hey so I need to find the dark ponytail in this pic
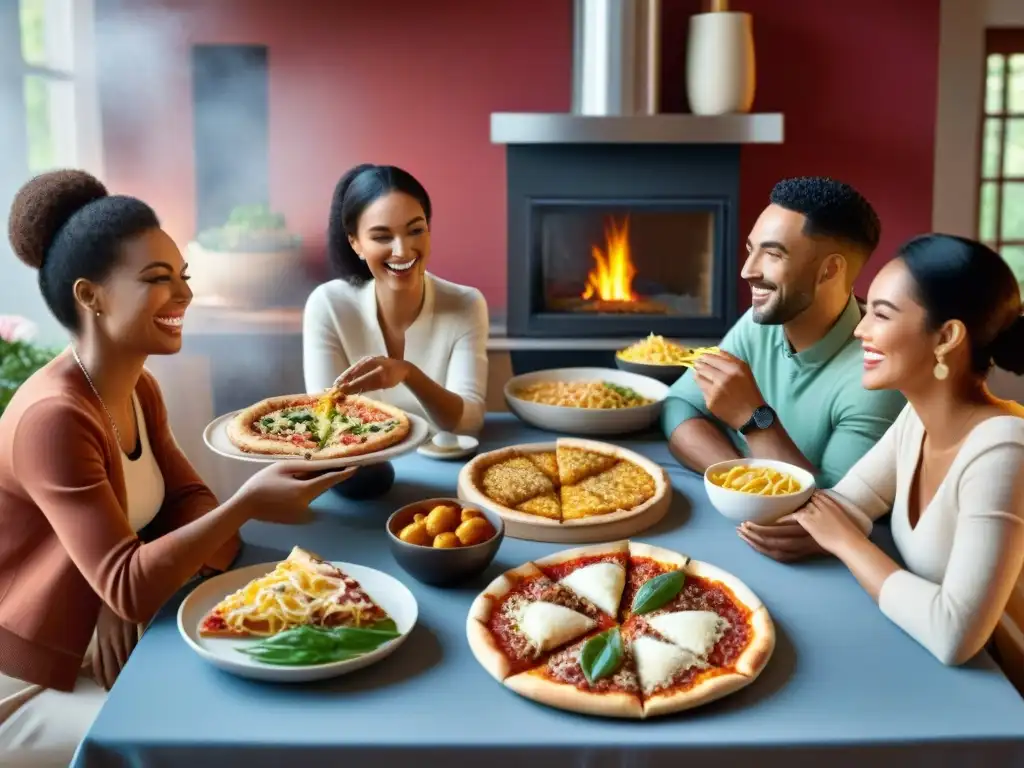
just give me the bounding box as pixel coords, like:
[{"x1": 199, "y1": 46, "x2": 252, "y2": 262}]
[
  {"x1": 327, "y1": 163, "x2": 432, "y2": 285},
  {"x1": 898, "y1": 234, "x2": 1024, "y2": 375}
]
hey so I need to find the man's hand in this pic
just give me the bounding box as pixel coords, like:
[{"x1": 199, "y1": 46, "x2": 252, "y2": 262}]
[
  {"x1": 692, "y1": 351, "x2": 765, "y2": 431},
  {"x1": 737, "y1": 513, "x2": 827, "y2": 563}
]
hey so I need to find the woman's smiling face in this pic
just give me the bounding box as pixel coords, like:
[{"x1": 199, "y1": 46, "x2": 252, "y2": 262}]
[{"x1": 348, "y1": 191, "x2": 430, "y2": 295}]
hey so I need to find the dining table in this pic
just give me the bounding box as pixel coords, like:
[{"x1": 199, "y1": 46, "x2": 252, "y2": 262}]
[{"x1": 73, "y1": 414, "x2": 1024, "y2": 768}]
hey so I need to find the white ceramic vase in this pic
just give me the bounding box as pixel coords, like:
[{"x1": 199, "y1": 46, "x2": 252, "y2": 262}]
[{"x1": 686, "y1": 11, "x2": 756, "y2": 116}]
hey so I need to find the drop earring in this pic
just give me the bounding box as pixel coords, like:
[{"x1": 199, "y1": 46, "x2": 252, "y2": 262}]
[{"x1": 933, "y1": 354, "x2": 949, "y2": 380}]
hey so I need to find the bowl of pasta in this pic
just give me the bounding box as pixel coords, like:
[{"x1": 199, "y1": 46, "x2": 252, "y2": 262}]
[
  {"x1": 615, "y1": 334, "x2": 721, "y2": 384},
  {"x1": 503, "y1": 367, "x2": 669, "y2": 435},
  {"x1": 704, "y1": 458, "x2": 815, "y2": 524}
]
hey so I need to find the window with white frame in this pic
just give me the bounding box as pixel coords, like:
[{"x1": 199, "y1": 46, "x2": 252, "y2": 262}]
[
  {"x1": 979, "y1": 29, "x2": 1024, "y2": 292},
  {"x1": 4, "y1": 0, "x2": 102, "y2": 179}
]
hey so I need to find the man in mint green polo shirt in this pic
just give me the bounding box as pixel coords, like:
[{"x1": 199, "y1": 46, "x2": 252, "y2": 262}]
[{"x1": 662, "y1": 177, "x2": 905, "y2": 557}]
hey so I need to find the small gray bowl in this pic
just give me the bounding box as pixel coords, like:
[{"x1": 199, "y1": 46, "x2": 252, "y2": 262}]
[
  {"x1": 386, "y1": 498, "x2": 504, "y2": 587},
  {"x1": 614, "y1": 355, "x2": 688, "y2": 385}
]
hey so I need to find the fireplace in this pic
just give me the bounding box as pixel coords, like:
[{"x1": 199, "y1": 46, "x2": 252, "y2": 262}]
[
  {"x1": 506, "y1": 143, "x2": 741, "y2": 339},
  {"x1": 492, "y1": 0, "x2": 781, "y2": 371}
]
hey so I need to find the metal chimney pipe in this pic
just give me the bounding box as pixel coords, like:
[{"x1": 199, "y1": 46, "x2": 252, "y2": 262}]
[{"x1": 571, "y1": 0, "x2": 661, "y2": 116}]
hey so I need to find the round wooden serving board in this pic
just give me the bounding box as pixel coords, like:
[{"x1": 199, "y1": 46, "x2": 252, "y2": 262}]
[{"x1": 456, "y1": 438, "x2": 671, "y2": 544}]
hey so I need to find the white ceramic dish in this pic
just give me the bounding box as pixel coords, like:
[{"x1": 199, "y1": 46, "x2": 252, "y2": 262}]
[
  {"x1": 416, "y1": 433, "x2": 479, "y2": 460},
  {"x1": 503, "y1": 367, "x2": 669, "y2": 436},
  {"x1": 704, "y1": 458, "x2": 816, "y2": 525},
  {"x1": 203, "y1": 411, "x2": 430, "y2": 468},
  {"x1": 177, "y1": 561, "x2": 418, "y2": 683}
]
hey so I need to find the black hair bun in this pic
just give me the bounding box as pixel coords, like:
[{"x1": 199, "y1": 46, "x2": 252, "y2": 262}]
[
  {"x1": 991, "y1": 314, "x2": 1024, "y2": 375},
  {"x1": 8, "y1": 169, "x2": 108, "y2": 270}
]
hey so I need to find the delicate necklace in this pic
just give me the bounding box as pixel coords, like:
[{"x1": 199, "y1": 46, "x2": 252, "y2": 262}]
[{"x1": 71, "y1": 346, "x2": 123, "y2": 448}]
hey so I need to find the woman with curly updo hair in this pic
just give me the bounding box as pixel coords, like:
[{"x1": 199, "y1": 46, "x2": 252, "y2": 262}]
[{"x1": 0, "y1": 170, "x2": 356, "y2": 765}]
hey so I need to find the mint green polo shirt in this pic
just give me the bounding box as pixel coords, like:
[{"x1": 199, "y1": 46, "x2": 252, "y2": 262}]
[{"x1": 660, "y1": 294, "x2": 906, "y2": 488}]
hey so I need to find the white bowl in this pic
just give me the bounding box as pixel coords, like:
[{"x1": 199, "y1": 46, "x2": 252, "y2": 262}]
[
  {"x1": 704, "y1": 458, "x2": 816, "y2": 524},
  {"x1": 503, "y1": 367, "x2": 669, "y2": 436}
]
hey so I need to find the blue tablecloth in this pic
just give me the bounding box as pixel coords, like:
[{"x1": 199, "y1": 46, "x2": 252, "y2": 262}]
[{"x1": 74, "y1": 415, "x2": 1024, "y2": 768}]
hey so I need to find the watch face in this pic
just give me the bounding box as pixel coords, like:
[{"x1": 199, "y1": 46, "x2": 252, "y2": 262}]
[{"x1": 753, "y1": 406, "x2": 775, "y2": 429}]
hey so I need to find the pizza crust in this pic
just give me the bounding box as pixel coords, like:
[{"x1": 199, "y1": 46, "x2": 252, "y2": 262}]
[
  {"x1": 734, "y1": 606, "x2": 775, "y2": 678},
  {"x1": 641, "y1": 670, "x2": 750, "y2": 717},
  {"x1": 628, "y1": 541, "x2": 692, "y2": 569},
  {"x1": 466, "y1": 614, "x2": 515, "y2": 682},
  {"x1": 532, "y1": 540, "x2": 629, "y2": 568},
  {"x1": 504, "y1": 671, "x2": 644, "y2": 719}
]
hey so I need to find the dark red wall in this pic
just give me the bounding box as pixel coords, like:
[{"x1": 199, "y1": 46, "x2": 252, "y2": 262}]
[{"x1": 96, "y1": 0, "x2": 940, "y2": 311}]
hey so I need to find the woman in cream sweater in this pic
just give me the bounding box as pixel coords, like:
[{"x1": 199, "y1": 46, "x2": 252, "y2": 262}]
[
  {"x1": 303, "y1": 164, "x2": 488, "y2": 438},
  {"x1": 740, "y1": 234, "x2": 1024, "y2": 678}
]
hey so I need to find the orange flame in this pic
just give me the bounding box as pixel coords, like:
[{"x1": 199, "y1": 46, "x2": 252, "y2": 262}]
[{"x1": 582, "y1": 216, "x2": 637, "y2": 302}]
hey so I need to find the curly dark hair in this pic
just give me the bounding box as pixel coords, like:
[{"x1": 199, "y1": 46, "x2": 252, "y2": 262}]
[
  {"x1": 769, "y1": 177, "x2": 881, "y2": 274},
  {"x1": 327, "y1": 164, "x2": 432, "y2": 285},
  {"x1": 7, "y1": 170, "x2": 159, "y2": 332}
]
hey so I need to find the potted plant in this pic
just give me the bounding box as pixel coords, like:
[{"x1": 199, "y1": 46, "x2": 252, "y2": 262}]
[
  {"x1": 0, "y1": 316, "x2": 60, "y2": 415},
  {"x1": 187, "y1": 204, "x2": 305, "y2": 307}
]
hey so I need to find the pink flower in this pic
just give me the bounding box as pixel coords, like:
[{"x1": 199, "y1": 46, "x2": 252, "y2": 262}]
[{"x1": 0, "y1": 315, "x2": 38, "y2": 343}]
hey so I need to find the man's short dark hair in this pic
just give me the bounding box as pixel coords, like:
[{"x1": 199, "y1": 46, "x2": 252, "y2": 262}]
[{"x1": 769, "y1": 177, "x2": 881, "y2": 256}]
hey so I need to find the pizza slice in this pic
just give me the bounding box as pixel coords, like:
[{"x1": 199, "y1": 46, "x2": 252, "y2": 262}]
[
  {"x1": 198, "y1": 546, "x2": 389, "y2": 638},
  {"x1": 555, "y1": 441, "x2": 617, "y2": 486},
  {"x1": 560, "y1": 483, "x2": 621, "y2": 520},
  {"x1": 620, "y1": 541, "x2": 692, "y2": 622},
  {"x1": 515, "y1": 492, "x2": 561, "y2": 520},
  {"x1": 504, "y1": 630, "x2": 644, "y2": 718},
  {"x1": 526, "y1": 451, "x2": 560, "y2": 486},
  {"x1": 577, "y1": 460, "x2": 657, "y2": 511},
  {"x1": 665, "y1": 559, "x2": 775, "y2": 676},
  {"x1": 533, "y1": 541, "x2": 629, "y2": 618},
  {"x1": 466, "y1": 563, "x2": 615, "y2": 681},
  {"x1": 621, "y1": 618, "x2": 748, "y2": 717},
  {"x1": 479, "y1": 456, "x2": 555, "y2": 509},
  {"x1": 312, "y1": 393, "x2": 410, "y2": 458}
]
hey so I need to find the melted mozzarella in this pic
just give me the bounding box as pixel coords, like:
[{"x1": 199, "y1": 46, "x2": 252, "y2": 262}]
[
  {"x1": 648, "y1": 610, "x2": 731, "y2": 658},
  {"x1": 559, "y1": 562, "x2": 626, "y2": 617},
  {"x1": 518, "y1": 601, "x2": 596, "y2": 653},
  {"x1": 631, "y1": 635, "x2": 705, "y2": 694}
]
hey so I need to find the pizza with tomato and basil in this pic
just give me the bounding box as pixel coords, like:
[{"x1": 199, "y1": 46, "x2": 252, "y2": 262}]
[
  {"x1": 466, "y1": 540, "x2": 775, "y2": 719},
  {"x1": 227, "y1": 390, "x2": 410, "y2": 459}
]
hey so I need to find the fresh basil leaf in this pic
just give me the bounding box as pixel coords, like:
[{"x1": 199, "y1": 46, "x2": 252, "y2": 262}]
[
  {"x1": 371, "y1": 618, "x2": 398, "y2": 633},
  {"x1": 238, "y1": 623, "x2": 400, "y2": 666},
  {"x1": 580, "y1": 628, "x2": 624, "y2": 684},
  {"x1": 239, "y1": 646, "x2": 362, "y2": 666},
  {"x1": 632, "y1": 570, "x2": 686, "y2": 615}
]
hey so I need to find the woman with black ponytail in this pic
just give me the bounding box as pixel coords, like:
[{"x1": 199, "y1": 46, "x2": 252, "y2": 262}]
[
  {"x1": 303, "y1": 164, "x2": 489, "y2": 442},
  {"x1": 745, "y1": 234, "x2": 1024, "y2": 678}
]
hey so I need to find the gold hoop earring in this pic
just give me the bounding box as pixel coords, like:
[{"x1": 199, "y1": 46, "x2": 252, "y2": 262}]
[{"x1": 933, "y1": 355, "x2": 949, "y2": 380}]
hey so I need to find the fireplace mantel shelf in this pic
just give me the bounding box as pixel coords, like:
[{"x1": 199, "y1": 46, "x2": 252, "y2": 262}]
[{"x1": 490, "y1": 113, "x2": 783, "y2": 145}]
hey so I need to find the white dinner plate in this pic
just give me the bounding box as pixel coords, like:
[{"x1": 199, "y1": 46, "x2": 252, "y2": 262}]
[
  {"x1": 202, "y1": 411, "x2": 430, "y2": 468},
  {"x1": 177, "y1": 561, "x2": 418, "y2": 683}
]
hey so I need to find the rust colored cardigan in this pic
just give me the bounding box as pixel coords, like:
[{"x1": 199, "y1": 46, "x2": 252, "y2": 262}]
[{"x1": 0, "y1": 352, "x2": 239, "y2": 691}]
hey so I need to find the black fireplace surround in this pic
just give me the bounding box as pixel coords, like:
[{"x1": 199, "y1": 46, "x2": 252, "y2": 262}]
[{"x1": 505, "y1": 143, "x2": 741, "y2": 339}]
